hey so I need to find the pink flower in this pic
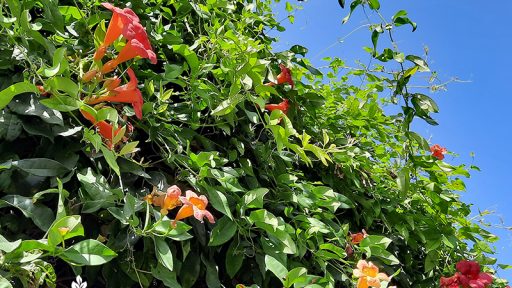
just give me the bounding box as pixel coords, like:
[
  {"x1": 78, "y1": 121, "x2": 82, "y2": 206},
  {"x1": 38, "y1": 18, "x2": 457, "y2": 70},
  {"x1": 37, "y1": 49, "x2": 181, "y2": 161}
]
[{"x1": 173, "y1": 190, "x2": 215, "y2": 226}]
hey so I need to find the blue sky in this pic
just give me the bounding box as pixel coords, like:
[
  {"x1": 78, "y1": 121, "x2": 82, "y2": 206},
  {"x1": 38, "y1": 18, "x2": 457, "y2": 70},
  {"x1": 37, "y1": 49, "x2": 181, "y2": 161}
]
[{"x1": 271, "y1": 0, "x2": 512, "y2": 280}]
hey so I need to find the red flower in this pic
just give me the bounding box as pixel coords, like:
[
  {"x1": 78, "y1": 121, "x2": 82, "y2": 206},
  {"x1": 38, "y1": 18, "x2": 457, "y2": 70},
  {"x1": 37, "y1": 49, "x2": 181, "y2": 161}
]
[
  {"x1": 86, "y1": 68, "x2": 144, "y2": 119},
  {"x1": 80, "y1": 109, "x2": 123, "y2": 149},
  {"x1": 440, "y1": 274, "x2": 461, "y2": 288},
  {"x1": 94, "y1": 3, "x2": 140, "y2": 61},
  {"x1": 276, "y1": 64, "x2": 294, "y2": 88},
  {"x1": 265, "y1": 99, "x2": 290, "y2": 115},
  {"x1": 430, "y1": 144, "x2": 447, "y2": 160},
  {"x1": 265, "y1": 64, "x2": 294, "y2": 88},
  {"x1": 440, "y1": 260, "x2": 493, "y2": 288}
]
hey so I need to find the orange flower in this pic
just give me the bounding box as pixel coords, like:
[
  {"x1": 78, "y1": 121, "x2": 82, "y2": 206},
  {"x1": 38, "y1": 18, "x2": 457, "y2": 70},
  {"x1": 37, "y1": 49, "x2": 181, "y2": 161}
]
[
  {"x1": 102, "y1": 77, "x2": 121, "y2": 91},
  {"x1": 80, "y1": 109, "x2": 123, "y2": 149},
  {"x1": 82, "y1": 69, "x2": 98, "y2": 82},
  {"x1": 36, "y1": 85, "x2": 49, "y2": 97},
  {"x1": 430, "y1": 144, "x2": 447, "y2": 160},
  {"x1": 174, "y1": 190, "x2": 215, "y2": 225},
  {"x1": 265, "y1": 64, "x2": 294, "y2": 88},
  {"x1": 265, "y1": 99, "x2": 290, "y2": 115},
  {"x1": 101, "y1": 37, "x2": 157, "y2": 73},
  {"x1": 350, "y1": 229, "x2": 368, "y2": 245},
  {"x1": 144, "y1": 185, "x2": 182, "y2": 215},
  {"x1": 276, "y1": 64, "x2": 294, "y2": 88},
  {"x1": 94, "y1": 3, "x2": 140, "y2": 61},
  {"x1": 353, "y1": 260, "x2": 390, "y2": 288},
  {"x1": 86, "y1": 68, "x2": 144, "y2": 119}
]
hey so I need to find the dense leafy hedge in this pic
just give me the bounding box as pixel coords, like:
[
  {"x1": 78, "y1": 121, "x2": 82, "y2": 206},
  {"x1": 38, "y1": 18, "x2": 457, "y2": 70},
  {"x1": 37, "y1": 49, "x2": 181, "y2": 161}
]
[{"x1": 0, "y1": 0, "x2": 509, "y2": 287}]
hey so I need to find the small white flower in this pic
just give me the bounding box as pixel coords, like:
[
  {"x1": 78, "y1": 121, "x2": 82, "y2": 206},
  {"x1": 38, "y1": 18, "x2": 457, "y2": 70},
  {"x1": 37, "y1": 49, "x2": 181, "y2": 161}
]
[{"x1": 71, "y1": 275, "x2": 87, "y2": 288}]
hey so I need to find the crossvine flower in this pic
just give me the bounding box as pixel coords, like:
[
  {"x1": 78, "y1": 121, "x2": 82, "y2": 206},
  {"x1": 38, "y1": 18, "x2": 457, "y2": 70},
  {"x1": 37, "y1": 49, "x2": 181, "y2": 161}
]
[
  {"x1": 353, "y1": 260, "x2": 390, "y2": 288},
  {"x1": 265, "y1": 99, "x2": 290, "y2": 115},
  {"x1": 174, "y1": 190, "x2": 215, "y2": 225},
  {"x1": 430, "y1": 144, "x2": 447, "y2": 160},
  {"x1": 86, "y1": 68, "x2": 144, "y2": 119}
]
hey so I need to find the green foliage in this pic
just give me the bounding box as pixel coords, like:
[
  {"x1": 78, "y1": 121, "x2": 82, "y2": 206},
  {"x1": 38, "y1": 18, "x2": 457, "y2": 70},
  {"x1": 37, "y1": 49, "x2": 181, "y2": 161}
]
[{"x1": 0, "y1": 0, "x2": 509, "y2": 287}]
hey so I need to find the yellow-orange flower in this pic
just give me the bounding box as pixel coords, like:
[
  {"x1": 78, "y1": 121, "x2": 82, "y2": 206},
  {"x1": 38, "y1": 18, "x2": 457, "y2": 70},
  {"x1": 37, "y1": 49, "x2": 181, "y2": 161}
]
[
  {"x1": 174, "y1": 190, "x2": 215, "y2": 225},
  {"x1": 144, "y1": 185, "x2": 182, "y2": 215},
  {"x1": 353, "y1": 260, "x2": 390, "y2": 288}
]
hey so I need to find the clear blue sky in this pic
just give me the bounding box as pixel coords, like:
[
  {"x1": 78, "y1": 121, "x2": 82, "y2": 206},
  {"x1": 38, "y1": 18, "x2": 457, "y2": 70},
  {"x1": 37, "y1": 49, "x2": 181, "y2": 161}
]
[{"x1": 271, "y1": 0, "x2": 512, "y2": 280}]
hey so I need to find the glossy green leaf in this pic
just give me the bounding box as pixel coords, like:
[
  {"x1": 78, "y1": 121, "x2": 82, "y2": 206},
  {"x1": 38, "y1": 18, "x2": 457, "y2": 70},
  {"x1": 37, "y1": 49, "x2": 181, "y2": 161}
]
[
  {"x1": 0, "y1": 82, "x2": 37, "y2": 109},
  {"x1": 208, "y1": 216, "x2": 237, "y2": 246},
  {"x1": 12, "y1": 158, "x2": 69, "y2": 177},
  {"x1": 154, "y1": 237, "x2": 174, "y2": 271},
  {"x1": 61, "y1": 239, "x2": 117, "y2": 266}
]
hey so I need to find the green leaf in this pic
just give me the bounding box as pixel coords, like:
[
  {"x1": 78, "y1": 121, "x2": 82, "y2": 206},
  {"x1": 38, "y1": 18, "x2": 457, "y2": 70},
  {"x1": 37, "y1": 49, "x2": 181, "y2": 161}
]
[
  {"x1": 202, "y1": 185, "x2": 233, "y2": 219},
  {"x1": 368, "y1": 0, "x2": 380, "y2": 10},
  {"x1": 154, "y1": 237, "x2": 174, "y2": 271},
  {"x1": 392, "y1": 10, "x2": 417, "y2": 31},
  {"x1": 47, "y1": 215, "x2": 84, "y2": 249},
  {"x1": 290, "y1": 45, "x2": 308, "y2": 56},
  {"x1": 264, "y1": 255, "x2": 288, "y2": 282},
  {"x1": 78, "y1": 168, "x2": 121, "y2": 213},
  {"x1": 0, "y1": 234, "x2": 21, "y2": 253},
  {"x1": 342, "y1": 0, "x2": 362, "y2": 24},
  {"x1": 48, "y1": 77, "x2": 79, "y2": 97},
  {"x1": 38, "y1": 47, "x2": 68, "y2": 77},
  {"x1": 12, "y1": 158, "x2": 69, "y2": 177},
  {"x1": 360, "y1": 235, "x2": 392, "y2": 248},
  {"x1": 0, "y1": 110, "x2": 22, "y2": 141},
  {"x1": 118, "y1": 141, "x2": 139, "y2": 155},
  {"x1": 208, "y1": 216, "x2": 237, "y2": 246},
  {"x1": 424, "y1": 251, "x2": 438, "y2": 272},
  {"x1": 397, "y1": 167, "x2": 410, "y2": 194},
  {"x1": 242, "y1": 188, "x2": 269, "y2": 209},
  {"x1": 40, "y1": 95, "x2": 80, "y2": 112},
  {"x1": 405, "y1": 55, "x2": 429, "y2": 72},
  {"x1": 0, "y1": 195, "x2": 54, "y2": 231},
  {"x1": 100, "y1": 146, "x2": 120, "y2": 176},
  {"x1": 60, "y1": 239, "x2": 117, "y2": 266},
  {"x1": 151, "y1": 263, "x2": 182, "y2": 287},
  {"x1": 0, "y1": 275, "x2": 13, "y2": 288},
  {"x1": 225, "y1": 240, "x2": 244, "y2": 278},
  {"x1": 338, "y1": 0, "x2": 345, "y2": 8},
  {"x1": 172, "y1": 44, "x2": 199, "y2": 75},
  {"x1": 0, "y1": 82, "x2": 37, "y2": 109}
]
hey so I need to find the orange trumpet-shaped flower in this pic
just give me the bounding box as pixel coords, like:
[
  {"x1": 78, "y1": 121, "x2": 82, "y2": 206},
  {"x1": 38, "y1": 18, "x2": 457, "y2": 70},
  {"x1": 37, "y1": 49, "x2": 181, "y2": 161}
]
[
  {"x1": 430, "y1": 144, "x2": 447, "y2": 160},
  {"x1": 265, "y1": 64, "x2": 294, "y2": 88},
  {"x1": 174, "y1": 190, "x2": 215, "y2": 225},
  {"x1": 350, "y1": 229, "x2": 368, "y2": 245},
  {"x1": 276, "y1": 64, "x2": 294, "y2": 88},
  {"x1": 353, "y1": 260, "x2": 390, "y2": 288},
  {"x1": 86, "y1": 68, "x2": 144, "y2": 119},
  {"x1": 94, "y1": 3, "x2": 140, "y2": 61},
  {"x1": 144, "y1": 185, "x2": 182, "y2": 215},
  {"x1": 101, "y1": 37, "x2": 157, "y2": 73},
  {"x1": 265, "y1": 99, "x2": 290, "y2": 115},
  {"x1": 102, "y1": 77, "x2": 121, "y2": 91},
  {"x1": 80, "y1": 109, "x2": 123, "y2": 149}
]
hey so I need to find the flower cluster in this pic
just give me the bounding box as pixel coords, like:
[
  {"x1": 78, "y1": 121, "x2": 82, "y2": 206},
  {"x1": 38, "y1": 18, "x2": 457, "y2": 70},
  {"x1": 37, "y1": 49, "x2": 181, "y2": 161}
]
[
  {"x1": 264, "y1": 64, "x2": 294, "y2": 115},
  {"x1": 144, "y1": 185, "x2": 215, "y2": 226},
  {"x1": 440, "y1": 260, "x2": 493, "y2": 288},
  {"x1": 80, "y1": 3, "x2": 156, "y2": 149},
  {"x1": 353, "y1": 260, "x2": 394, "y2": 288},
  {"x1": 430, "y1": 144, "x2": 447, "y2": 160}
]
